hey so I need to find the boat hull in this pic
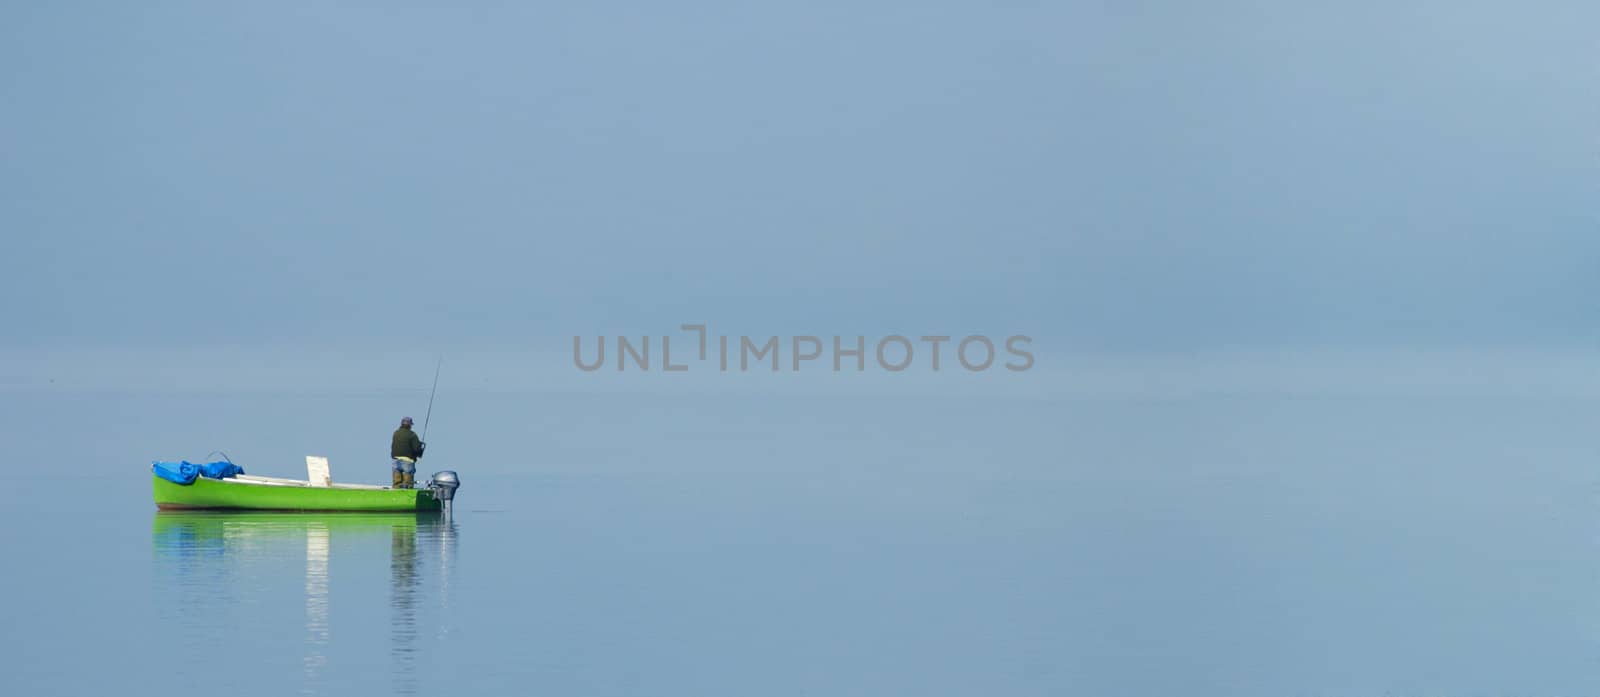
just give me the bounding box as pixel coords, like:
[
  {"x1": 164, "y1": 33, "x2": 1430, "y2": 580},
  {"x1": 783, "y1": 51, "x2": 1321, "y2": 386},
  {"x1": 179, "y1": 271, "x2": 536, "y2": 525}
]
[{"x1": 153, "y1": 475, "x2": 443, "y2": 512}]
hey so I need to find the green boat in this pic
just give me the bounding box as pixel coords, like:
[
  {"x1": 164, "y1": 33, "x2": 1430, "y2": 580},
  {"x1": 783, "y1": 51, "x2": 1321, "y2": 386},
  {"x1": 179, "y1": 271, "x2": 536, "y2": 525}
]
[{"x1": 152, "y1": 472, "x2": 459, "y2": 512}]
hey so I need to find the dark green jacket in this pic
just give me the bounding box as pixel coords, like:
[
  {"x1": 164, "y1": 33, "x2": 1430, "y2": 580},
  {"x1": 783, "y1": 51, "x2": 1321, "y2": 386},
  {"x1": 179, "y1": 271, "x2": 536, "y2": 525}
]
[{"x1": 392, "y1": 426, "x2": 424, "y2": 460}]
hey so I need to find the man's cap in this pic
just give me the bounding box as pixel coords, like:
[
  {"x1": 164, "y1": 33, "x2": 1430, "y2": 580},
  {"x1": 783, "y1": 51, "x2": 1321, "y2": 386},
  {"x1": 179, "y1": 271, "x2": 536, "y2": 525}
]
[{"x1": 401, "y1": 416, "x2": 414, "y2": 425}]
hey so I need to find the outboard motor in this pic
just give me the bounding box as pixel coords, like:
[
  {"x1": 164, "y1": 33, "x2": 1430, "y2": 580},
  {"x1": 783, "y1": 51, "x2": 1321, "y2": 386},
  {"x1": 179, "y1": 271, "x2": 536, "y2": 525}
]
[{"x1": 427, "y1": 470, "x2": 460, "y2": 517}]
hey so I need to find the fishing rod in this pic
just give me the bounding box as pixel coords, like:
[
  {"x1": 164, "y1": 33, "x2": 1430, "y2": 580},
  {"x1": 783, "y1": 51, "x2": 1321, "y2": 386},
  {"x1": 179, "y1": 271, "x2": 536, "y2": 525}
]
[{"x1": 422, "y1": 356, "x2": 442, "y2": 444}]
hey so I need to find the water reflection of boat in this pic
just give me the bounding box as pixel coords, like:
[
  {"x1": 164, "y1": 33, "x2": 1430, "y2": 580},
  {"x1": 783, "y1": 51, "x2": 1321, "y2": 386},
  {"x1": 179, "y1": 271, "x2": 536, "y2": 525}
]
[
  {"x1": 152, "y1": 512, "x2": 457, "y2": 695},
  {"x1": 151, "y1": 510, "x2": 439, "y2": 543}
]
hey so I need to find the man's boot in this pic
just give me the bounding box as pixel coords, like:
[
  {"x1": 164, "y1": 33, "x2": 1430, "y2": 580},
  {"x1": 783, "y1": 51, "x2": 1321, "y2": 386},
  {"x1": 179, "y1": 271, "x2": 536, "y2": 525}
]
[
  {"x1": 392, "y1": 470, "x2": 404, "y2": 488},
  {"x1": 402, "y1": 472, "x2": 415, "y2": 489}
]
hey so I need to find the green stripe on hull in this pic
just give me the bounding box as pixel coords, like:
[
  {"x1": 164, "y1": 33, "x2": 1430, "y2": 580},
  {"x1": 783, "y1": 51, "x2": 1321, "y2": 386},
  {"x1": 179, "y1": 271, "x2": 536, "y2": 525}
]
[{"x1": 153, "y1": 475, "x2": 442, "y2": 512}]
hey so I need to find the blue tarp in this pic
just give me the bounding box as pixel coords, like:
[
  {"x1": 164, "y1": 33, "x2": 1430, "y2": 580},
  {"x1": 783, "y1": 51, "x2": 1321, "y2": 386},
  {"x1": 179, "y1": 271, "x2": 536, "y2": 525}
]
[
  {"x1": 153, "y1": 461, "x2": 199, "y2": 484},
  {"x1": 199, "y1": 461, "x2": 245, "y2": 479},
  {"x1": 152, "y1": 460, "x2": 244, "y2": 485}
]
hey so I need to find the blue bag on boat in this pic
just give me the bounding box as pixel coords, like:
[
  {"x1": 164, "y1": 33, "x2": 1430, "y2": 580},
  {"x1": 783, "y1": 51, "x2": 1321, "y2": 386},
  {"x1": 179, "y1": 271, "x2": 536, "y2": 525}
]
[
  {"x1": 198, "y1": 461, "x2": 244, "y2": 479},
  {"x1": 152, "y1": 460, "x2": 201, "y2": 485}
]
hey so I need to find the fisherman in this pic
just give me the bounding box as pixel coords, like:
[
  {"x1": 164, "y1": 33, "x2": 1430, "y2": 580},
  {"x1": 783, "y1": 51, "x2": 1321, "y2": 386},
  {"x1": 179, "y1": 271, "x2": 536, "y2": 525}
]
[{"x1": 390, "y1": 416, "x2": 425, "y2": 489}]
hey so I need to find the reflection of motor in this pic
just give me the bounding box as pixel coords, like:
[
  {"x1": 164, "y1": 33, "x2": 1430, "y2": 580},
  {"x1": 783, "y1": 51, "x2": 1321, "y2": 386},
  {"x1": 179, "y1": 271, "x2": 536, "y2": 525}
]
[{"x1": 426, "y1": 470, "x2": 460, "y2": 516}]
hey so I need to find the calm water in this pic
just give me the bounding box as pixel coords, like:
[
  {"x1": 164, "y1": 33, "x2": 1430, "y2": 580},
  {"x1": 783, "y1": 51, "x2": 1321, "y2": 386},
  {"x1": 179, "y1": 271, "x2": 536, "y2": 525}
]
[{"x1": 2, "y1": 354, "x2": 1597, "y2": 696}]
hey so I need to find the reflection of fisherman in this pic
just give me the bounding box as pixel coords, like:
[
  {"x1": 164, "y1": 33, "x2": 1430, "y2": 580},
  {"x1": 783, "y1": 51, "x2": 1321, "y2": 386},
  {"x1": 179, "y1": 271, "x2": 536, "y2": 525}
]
[{"x1": 390, "y1": 416, "x2": 424, "y2": 489}]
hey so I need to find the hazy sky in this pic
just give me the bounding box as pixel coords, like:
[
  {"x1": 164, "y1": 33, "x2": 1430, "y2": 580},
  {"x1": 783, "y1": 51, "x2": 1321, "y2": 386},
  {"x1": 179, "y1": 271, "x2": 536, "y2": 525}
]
[{"x1": 2, "y1": 1, "x2": 1593, "y2": 349}]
